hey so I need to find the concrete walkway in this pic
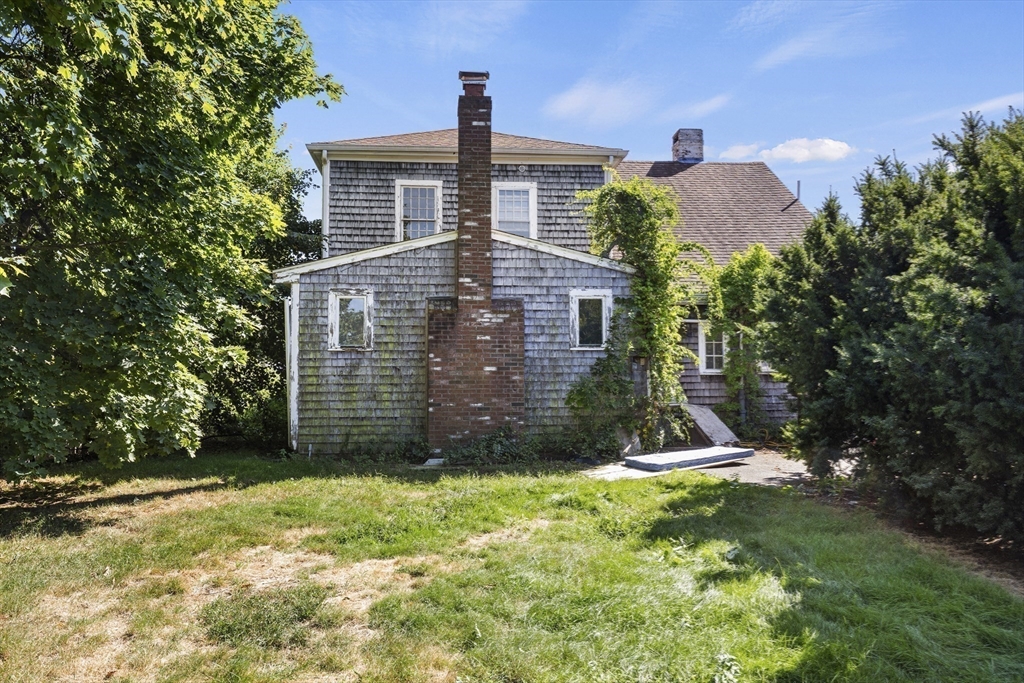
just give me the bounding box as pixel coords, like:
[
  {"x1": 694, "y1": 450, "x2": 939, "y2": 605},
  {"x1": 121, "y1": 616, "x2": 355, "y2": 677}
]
[{"x1": 584, "y1": 449, "x2": 810, "y2": 487}]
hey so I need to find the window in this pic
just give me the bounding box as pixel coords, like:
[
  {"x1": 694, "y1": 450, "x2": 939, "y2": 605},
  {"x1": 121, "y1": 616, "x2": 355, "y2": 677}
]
[
  {"x1": 328, "y1": 290, "x2": 372, "y2": 350},
  {"x1": 698, "y1": 322, "x2": 725, "y2": 374},
  {"x1": 395, "y1": 180, "x2": 443, "y2": 241},
  {"x1": 570, "y1": 289, "x2": 612, "y2": 350},
  {"x1": 493, "y1": 182, "x2": 538, "y2": 238}
]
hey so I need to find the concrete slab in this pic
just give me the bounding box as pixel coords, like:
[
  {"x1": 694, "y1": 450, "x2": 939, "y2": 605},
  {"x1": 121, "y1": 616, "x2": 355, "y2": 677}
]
[
  {"x1": 582, "y1": 450, "x2": 810, "y2": 486},
  {"x1": 684, "y1": 404, "x2": 739, "y2": 446},
  {"x1": 625, "y1": 446, "x2": 754, "y2": 472},
  {"x1": 695, "y1": 450, "x2": 810, "y2": 487}
]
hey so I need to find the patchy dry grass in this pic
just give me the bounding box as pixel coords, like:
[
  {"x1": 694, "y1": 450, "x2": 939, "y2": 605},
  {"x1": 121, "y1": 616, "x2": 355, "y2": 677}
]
[{"x1": 0, "y1": 450, "x2": 1021, "y2": 682}]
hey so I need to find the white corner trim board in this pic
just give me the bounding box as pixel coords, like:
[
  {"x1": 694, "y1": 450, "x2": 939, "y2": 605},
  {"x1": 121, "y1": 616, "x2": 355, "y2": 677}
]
[
  {"x1": 285, "y1": 282, "x2": 300, "y2": 450},
  {"x1": 272, "y1": 231, "x2": 458, "y2": 283},
  {"x1": 321, "y1": 149, "x2": 330, "y2": 259}
]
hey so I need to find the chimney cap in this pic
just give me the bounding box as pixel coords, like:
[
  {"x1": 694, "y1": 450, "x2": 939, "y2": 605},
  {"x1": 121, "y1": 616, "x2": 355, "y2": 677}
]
[{"x1": 458, "y1": 71, "x2": 490, "y2": 83}]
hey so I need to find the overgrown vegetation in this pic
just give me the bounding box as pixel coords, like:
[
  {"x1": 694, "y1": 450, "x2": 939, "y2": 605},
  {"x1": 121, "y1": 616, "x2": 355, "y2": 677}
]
[
  {"x1": 0, "y1": 1, "x2": 340, "y2": 475},
  {"x1": 704, "y1": 243, "x2": 778, "y2": 439},
  {"x1": 0, "y1": 451, "x2": 1020, "y2": 681},
  {"x1": 767, "y1": 111, "x2": 1024, "y2": 541},
  {"x1": 569, "y1": 175, "x2": 707, "y2": 452}
]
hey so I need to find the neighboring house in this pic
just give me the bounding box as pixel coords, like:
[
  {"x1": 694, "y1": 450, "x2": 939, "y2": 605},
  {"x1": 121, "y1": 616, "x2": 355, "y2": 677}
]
[{"x1": 272, "y1": 72, "x2": 810, "y2": 454}]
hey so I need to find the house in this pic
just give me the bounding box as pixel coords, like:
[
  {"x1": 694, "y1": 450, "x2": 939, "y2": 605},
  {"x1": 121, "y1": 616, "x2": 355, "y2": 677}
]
[
  {"x1": 618, "y1": 130, "x2": 813, "y2": 421},
  {"x1": 272, "y1": 72, "x2": 810, "y2": 454}
]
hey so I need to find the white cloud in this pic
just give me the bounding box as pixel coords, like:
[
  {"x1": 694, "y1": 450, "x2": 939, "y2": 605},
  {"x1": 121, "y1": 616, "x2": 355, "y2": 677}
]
[
  {"x1": 719, "y1": 143, "x2": 761, "y2": 160},
  {"x1": 912, "y1": 91, "x2": 1024, "y2": 124},
  {"x1": 753, "y1": 3, "x2": 895, "y2": 71},
  {"x1": 755, "y1": 25, "x2": 841, "y2": 70},
  {"x1": 759, "y1": 138, "x2": 855, "y2": 163},
  {"x1": 732, "y1": 0, "x2": 799, "y2": 30},
  {"x1": 544, "y1": 78, "x2": 655, "y2": 128},
  {"x1": 336, "y1": 0, "x2": 529, "y2": 58},
  {"x1": 417, "y1": 0, "x2": 530, "y2": 55},
  {"x1": 660, "y1": 94, "x2": 732, "y2": 122}
]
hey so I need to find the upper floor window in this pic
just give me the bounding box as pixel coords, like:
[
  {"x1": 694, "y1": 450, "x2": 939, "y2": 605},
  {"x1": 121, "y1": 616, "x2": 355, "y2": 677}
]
[
  {"x1": 570, "y1": 289, "x2": 612, "y2": 350},
  {"x1": 493, "y1": 182, "x2": 537, "y2": 239},
  {"x1": 698, "y1": 322, "x2": 725, "y2": 374},
  {"x1": 395, "y1": 179, "x2": 443, "y2": 241}
]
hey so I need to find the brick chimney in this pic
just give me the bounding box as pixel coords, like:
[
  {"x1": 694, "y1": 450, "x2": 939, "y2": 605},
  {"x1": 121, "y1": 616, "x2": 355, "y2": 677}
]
[
  {"x1": 456, "y1": 71, "x2": 492, "y2": 306},
  {"x1": 426, "y1": 72, "x2": 525, "y2": 450},
  {"x1": 673, "y1": 128, "x2": 703, "y2": 163}
]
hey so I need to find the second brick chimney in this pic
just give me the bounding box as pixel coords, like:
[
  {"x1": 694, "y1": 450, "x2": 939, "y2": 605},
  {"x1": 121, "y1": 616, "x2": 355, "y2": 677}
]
[
  {"x1": 426, "y1": 72, "x2": 525, "y2": 450},
  {"x1": 673, "y1": 128, "x2": 704, "y2": 163}
]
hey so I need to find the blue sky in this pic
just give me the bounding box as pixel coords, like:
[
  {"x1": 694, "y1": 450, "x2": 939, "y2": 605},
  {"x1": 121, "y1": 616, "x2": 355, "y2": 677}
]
[{"x1": 275, "y1": 0, "x2": 1024, "y2": 220}]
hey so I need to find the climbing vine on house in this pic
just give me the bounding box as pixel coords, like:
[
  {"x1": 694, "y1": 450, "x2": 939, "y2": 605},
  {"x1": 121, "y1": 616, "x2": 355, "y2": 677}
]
[
  {"x1": 703, "y1": 244, "x2": 778, "y2": 437},
  {"x1": 568, "y1": 175, "x2": 708, "y2": 452}
]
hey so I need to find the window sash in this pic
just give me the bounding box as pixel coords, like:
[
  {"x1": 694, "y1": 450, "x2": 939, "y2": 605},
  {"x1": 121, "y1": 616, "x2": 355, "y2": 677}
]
[
  {"x1": 576, "y1": 298, "x2": 605, "y2": 347},
  {"x1": 492, "y1": 182, "x2": 537, "y2": 238},
  {"x1": 402, "y1": 186, "x2": 436, "y2": 239},
  {"x1": 497, "y1": 188, "x2": 531, "y2": 236}
]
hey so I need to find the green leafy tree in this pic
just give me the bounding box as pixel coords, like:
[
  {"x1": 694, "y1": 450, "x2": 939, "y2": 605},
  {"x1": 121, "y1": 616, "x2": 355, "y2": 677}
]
[
  {"x1": 768, "y1": 112, "x2": 1024, "y2": 540},
  {"x1": 704, "y1": 244, "x2": 776, "y2": 436},
  {"x1": 569, "y1": 175, "x2": 705, "y2": 451},
  {"x1": 200, "y1": 154, "x2": 323, "y2": 447},
  {"x1": 0, "y1": 1, "x2": 341, "y2": 475}
]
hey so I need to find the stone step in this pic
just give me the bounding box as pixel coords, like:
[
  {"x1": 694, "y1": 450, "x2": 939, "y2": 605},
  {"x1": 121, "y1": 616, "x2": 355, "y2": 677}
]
[{"x1": 624, "y1": 446, "x2": 754, "y2": 472}]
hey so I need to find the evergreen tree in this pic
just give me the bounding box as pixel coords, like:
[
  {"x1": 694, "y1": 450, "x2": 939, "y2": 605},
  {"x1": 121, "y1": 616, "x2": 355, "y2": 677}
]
[{"x1": 768, "y1": 112, "x2": 1024, "y2": 539}]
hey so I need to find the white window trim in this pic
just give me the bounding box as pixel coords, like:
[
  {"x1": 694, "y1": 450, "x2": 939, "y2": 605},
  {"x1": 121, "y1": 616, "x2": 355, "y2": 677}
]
[
  {"x1": 328, "y1": 289, "x2": 373, "y2": 351},
  {"x1": 492, "y1": 181, "x2": 538, "y2": 239},
  {"x1": 394, "y1": 179, "x2": 443, "y2": 242},
  {"x1": 570, "y1": 289, "x2": 613, "y2": 351},
  {"x1": 696, "y1": 320, "x2": 727, "y2": 375}
]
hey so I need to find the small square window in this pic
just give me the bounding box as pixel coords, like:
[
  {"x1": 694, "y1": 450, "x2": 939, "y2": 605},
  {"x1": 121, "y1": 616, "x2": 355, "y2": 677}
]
[
  {"x1": 329, "y1": 291, "x2": 372, "y2": 350},
  {"x1": 570, "y1": 289, "x2": 612, "y2": 350}
]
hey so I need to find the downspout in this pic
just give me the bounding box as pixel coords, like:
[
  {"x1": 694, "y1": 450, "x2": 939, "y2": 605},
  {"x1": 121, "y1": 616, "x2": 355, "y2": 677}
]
[{"x1": 738, "y1": 332, "x2": 747, "y2": 427}]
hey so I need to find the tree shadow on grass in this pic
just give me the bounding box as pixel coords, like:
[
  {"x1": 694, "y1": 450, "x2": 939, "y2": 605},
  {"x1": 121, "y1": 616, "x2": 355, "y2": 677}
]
[
  {"x1": 0, "y1": 449, "x2": 584, "y2": 540},
  {"x1": 641, "y1": 477, "x2": 1024, "y2": 681},
  {"x1": 0, "y1": 481, "x2": 230, "y2": 539}
]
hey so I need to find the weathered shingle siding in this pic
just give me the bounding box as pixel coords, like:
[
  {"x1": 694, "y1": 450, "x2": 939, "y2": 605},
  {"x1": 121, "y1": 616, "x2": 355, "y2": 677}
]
[
  {"x1": 680, "y1": 321, "x2": 793, "y2": 422},
  {"x1": 493, "y1": 165, "x2": 603, "y2": 252},
  {"x1": 492, "y1": 241, "x2": 631, "y2": 432},
  {"x1": 296, "y1": 241, "x2": 456, "y2": 453},
  {"x1": 680, "y1": 321, "x2": 728, "y2": 406},
  {"x1": 327, "y1": 161, "x2": 602, "y2": 255}
]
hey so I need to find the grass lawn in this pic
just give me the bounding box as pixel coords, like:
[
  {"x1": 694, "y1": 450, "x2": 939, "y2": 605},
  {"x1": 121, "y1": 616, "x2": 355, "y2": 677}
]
[{"x1": 0, "y1": 450, "x2": 1021, "y2": 682}]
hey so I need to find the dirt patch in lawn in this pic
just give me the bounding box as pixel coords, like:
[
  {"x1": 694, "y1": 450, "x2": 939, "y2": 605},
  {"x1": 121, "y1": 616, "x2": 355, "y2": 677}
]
[{"x1": 461, "y1": 518, "x2": 551, "y2": 550}]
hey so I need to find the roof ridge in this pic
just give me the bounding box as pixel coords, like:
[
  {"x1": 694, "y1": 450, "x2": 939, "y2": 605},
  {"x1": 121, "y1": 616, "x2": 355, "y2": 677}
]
[{"x1": 311, "y1": 129, "x2": 622, "y2": 152}]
